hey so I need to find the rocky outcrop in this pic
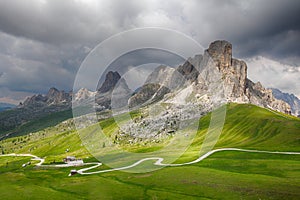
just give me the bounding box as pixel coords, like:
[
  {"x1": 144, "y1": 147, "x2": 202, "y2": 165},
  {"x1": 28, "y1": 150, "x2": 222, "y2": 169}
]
[
  {"x1": 271, "y1": 88, "x2": 300, "y2": 115},
  {"x1": 22, "y1": 94, "x2": 48, "y2": 108},
  {"x1": 145, "y1": 65, "x2": 185, "y2": 89},
  {"x1": 245, "y1": 80, "x2": 291, "y2": 114},
  {"x1": 207, "y1": 40, "x2": 232, "y2": 71},
  {"x1": 46, "y1": 87, "x2": 71, "y2": 105},
  {"x1": 98, "y1": 71, "x2": 121, "y2": 93},
  {"x1": 194, "y1": 40, "x2": 291, "y2": 114},
  {"x1": 129, "y1": 83, "x2": 170, "y2": 108},
  {"x1": 22, "y1": 87, "x2": 71, "y2": 108},
  {"x1": 110, "y1": 78, "x2": 132, "y2": 109},
  {"x1": 96, "y1": 71, "x2": 132, "y2": 110},
  {"x1": 0, "y1": 40, "x2": 296, "y2": 137},
  {"x1": 205, "y1": 40, "x2": 247, "y2": 101},
  {"x1": 0, "y1": 87, "x2": 73, "y2": 134},
  {"x1": 126, "y1": 40, "x2": 291, "y2": 114},
  {"x1": 177, "y1": 59, "x2": 199, "y2": 82},
  {"x1": 128, "y1": 66, "x2": 184, "y2": 108},
  {"x1": 3, "y1": 40, "x2": 294, "y2": 136}
]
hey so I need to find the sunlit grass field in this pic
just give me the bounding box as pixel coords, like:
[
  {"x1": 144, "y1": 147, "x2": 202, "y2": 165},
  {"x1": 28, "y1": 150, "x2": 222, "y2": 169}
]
[{"x1": 0, "y1": 103, "x2": 299, "y2": 199}]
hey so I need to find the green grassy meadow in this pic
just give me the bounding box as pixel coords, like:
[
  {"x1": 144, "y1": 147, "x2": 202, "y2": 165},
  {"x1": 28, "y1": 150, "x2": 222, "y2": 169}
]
[{"x1": 0, "y1": 103, "x2": 299, "y2": 199}]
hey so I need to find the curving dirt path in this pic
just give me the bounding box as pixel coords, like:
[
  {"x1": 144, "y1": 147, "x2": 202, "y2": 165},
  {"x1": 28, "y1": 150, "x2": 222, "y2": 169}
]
[{"x1": 1, "y1": 148, "x2": 299, "y2": 175}]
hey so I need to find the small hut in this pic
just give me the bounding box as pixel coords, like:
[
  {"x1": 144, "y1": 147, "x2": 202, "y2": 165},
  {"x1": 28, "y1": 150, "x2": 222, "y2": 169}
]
[{"x1": 63, "y1": 156, "x2": 76, "y2": 163}]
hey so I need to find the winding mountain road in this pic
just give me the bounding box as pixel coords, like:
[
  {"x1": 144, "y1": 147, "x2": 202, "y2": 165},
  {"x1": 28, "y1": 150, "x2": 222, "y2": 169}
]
[
  {"x1": 1, "y1": 148, "x2": 299, "y2": 175},
  {"x1": 0, "y1": 153, "x2": 45, "y2": 166},
  {"x1": 76, "y1": 148, "x2": 300, "y2": 175}
]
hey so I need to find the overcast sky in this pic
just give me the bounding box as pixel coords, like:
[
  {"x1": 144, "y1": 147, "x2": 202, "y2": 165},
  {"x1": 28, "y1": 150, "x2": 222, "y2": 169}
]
[{"x1": 0, "y1": 0, "x2": 299, "y2": 104}]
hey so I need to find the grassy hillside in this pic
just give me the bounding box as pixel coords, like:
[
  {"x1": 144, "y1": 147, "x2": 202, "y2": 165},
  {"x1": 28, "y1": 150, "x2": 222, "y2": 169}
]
[
  {"x1": 0, "y1": 105, "x2": 96, "y2": 139},
  {"x1": 218, "y1": 103, "x2": 300, "y2": 150},
  {"x1": 0, "y1": 103, "x2": 299, "y2": 199},
  {"x1": 0, "y1": 109, "x2": 73, "y2": 140},
  {"x1": 1, "y1": 103, "x2": 299, "y2": 163},
  {"x1": 0, "y1": 120, "x2": 90, "y2": 164},
  {"x1": 177, "y1": 103, "x2": 300, "y2": 162},
  {"x1": 15, "y1": 109, "x2": 73, "y2": 137}
]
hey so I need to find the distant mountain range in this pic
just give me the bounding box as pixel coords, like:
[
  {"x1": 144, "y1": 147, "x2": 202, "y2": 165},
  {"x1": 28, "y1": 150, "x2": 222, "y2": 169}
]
[
  {"x1": 0, "y1": 70, "x2": 126, "y2": 135},
  {"x1": 271, "y1": 88, "x2": 300, "y2": 116},
  {"x1": 1, "y1": 40, "x2": 297, "y2": 138}
]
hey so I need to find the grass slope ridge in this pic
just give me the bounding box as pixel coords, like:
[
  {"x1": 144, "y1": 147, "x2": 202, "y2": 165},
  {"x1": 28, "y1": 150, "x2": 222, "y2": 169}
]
[
  {"x1": 175, "y1": 103, "x2": 300, "y2": 163},
  {"x1": 0, "y1": 109, "x2": 73, "y2": 141},
  {"x1": 217, "y1": 103, "x2": 299, "y2": 151}
]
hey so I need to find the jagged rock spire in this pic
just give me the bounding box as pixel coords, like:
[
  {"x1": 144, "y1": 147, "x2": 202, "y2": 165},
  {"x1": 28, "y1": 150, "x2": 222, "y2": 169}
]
[{"x1": 98, "y1": 71, "x2": 121, "y2": 93}]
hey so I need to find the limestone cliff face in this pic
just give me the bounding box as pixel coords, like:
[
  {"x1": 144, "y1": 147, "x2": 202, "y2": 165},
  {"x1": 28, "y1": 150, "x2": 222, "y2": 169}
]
[
  {"x1": 198, "y1": 40, "x2": 291, "y2": 114},
  {"x1": 138, "y1": 40, "x2": 291, "y2": 114},
  {"x1": 245, "y1": 80, "x2": 291, "y2": 114},
  {"x1": 206, "y1": 40, "x2": 247, "y2": 101},
  {"x1": 207, "y1": 40, "x2": 232, "y2": 71}
]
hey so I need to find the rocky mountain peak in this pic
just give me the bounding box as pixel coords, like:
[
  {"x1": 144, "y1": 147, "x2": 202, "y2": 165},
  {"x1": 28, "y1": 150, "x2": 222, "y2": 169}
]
[
  {"x1": 22, "y1": 87, "x2": 71, "y2": 108},
  {"x1": 46, "y1": 87, "x2": 71, "y2": 105},
  {"x1": 17, "y1": 41, "x2": 293, "y2": 116},
  {"x1": 46, "y1": 87, "x2": 59, "y2": 98},
  {"x1": 207, "y1": 40, "x2": 232, "y2": 71},
  {"x1": 177, "y1": 59, "x2": 199, "y2": 82},
  {"x1": 197, "y1": 40, "x2": 247, "y2": 101},
  {"x1": 132, "y1": 40, "x2": 290, "y2": 114},
  {"x1": 98, "y1": 71, "x2": 121, "y2": 93}
]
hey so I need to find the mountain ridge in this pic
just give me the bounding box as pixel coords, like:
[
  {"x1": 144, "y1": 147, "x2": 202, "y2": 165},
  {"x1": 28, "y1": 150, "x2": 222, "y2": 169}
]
[
  {"x1": 128, "y1": 40, "x2": 291, "y2": 114},
  {"x1": 0, "y1": 40, "x2": 295, "y2": 137},
  {"x1": 271, "y1": 88, "x2": 300, "y2": 116},
  {"x1": 17, "y1": 40, "x2": 293, "y2": 115}
]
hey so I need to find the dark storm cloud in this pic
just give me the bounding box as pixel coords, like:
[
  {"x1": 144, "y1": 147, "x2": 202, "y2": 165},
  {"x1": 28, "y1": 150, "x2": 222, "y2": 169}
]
[
  {"x1": 0, "y1": 0, "x2": 299, "y2": 58},
  {"x1": 0, "y1": 0, "x2": 299, "y2": 101},
  {"x1": 0, "y1": 32, "x2": 87, "y2": 94},
  {"x1": 182, "y1": 0, "x2": 300, "y2": 61},
  {"x1": 0, "y1": 0, "x2": 144, "y2": 45}
]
